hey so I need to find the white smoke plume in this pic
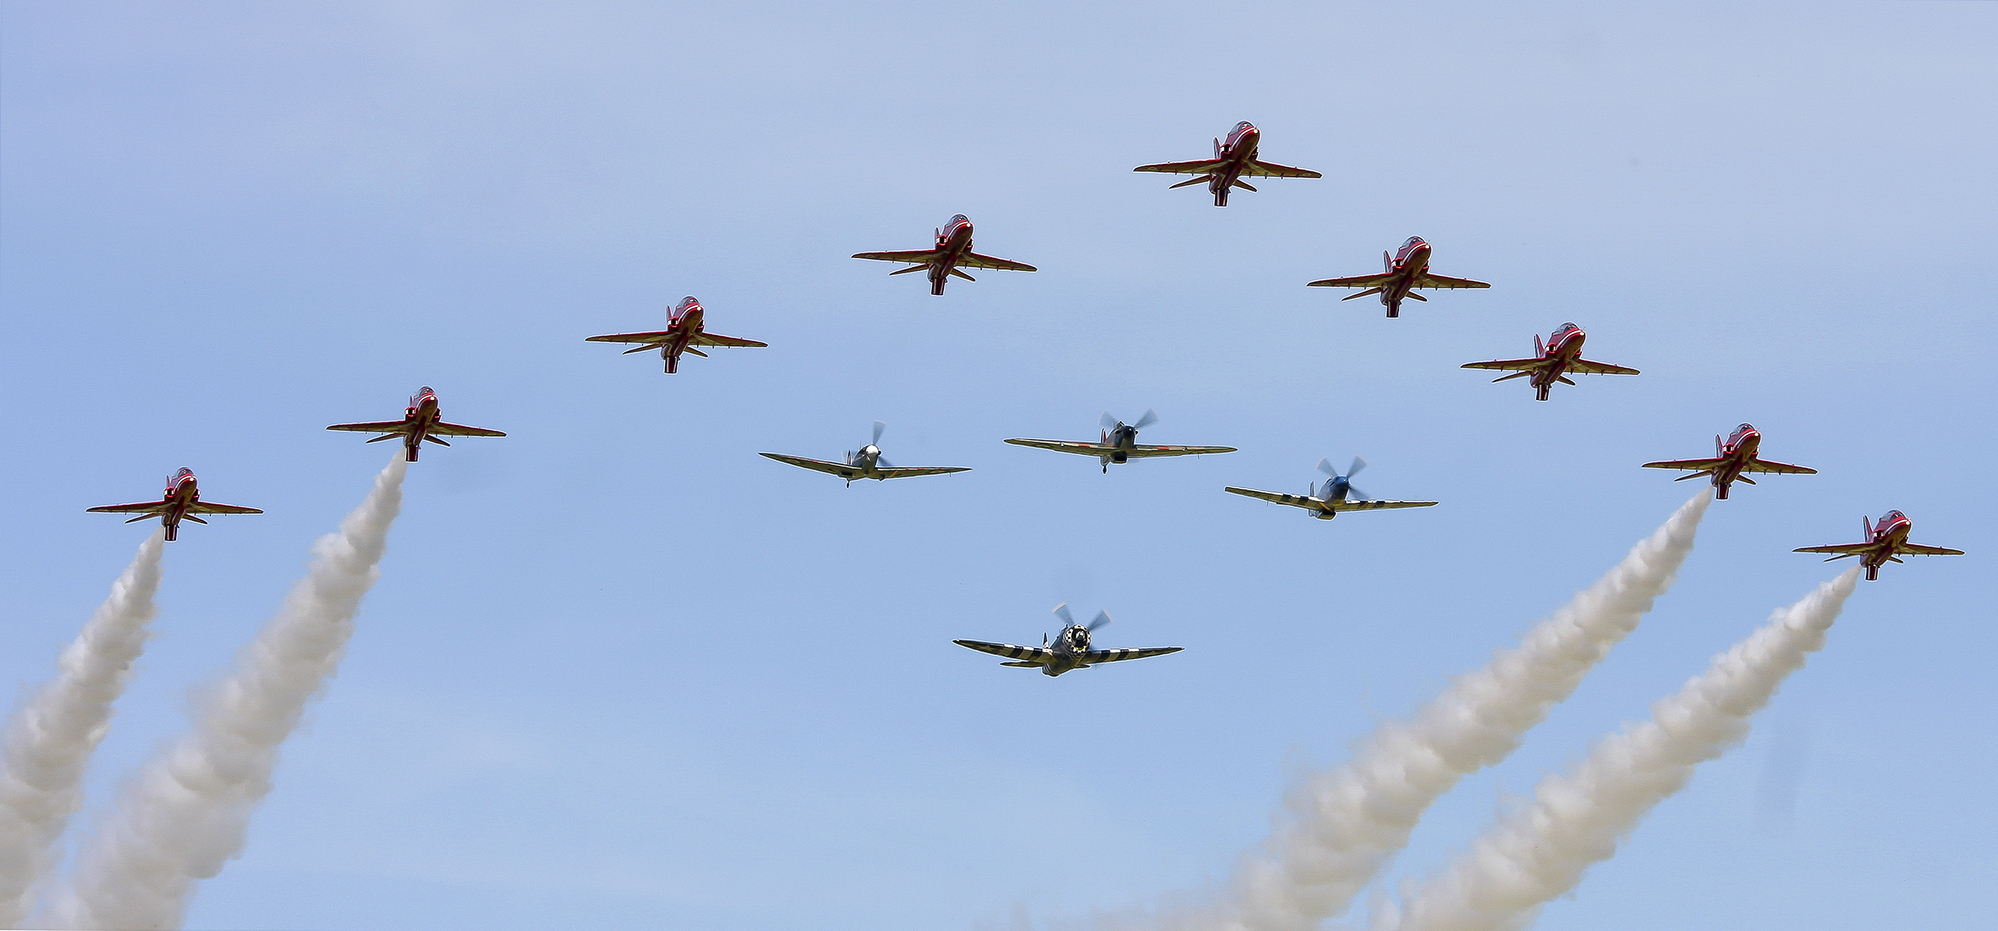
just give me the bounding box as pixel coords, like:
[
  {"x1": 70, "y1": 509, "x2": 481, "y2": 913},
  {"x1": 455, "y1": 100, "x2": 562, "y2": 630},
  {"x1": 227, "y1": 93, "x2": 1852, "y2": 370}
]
[
  {"x1": 45, "y1": 457, "x2": 408, "y2": 930},
  {"x1": 1381, "y1": 568, "x2": 1860, "y2": 931},
  {"x1": 1162, "y1": 492, "x2": 1711, "y2": 931},
  {"x1": 0, "y1": 531, "x2": 167, "y2": 927}
]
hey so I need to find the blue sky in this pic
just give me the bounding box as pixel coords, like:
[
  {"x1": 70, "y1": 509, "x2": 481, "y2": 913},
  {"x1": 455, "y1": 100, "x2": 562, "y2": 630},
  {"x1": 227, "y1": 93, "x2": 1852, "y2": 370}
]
[{"x1": 1, "y1": 3, "x2": 1992, "y2": 929}]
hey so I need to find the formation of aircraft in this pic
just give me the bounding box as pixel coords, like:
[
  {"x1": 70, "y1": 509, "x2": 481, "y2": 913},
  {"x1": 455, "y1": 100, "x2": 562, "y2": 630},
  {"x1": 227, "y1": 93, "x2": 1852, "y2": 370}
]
[
  {"x1": 1461, "y1": 323, "x2": 1640, "y2": 401},
  {"x1": 326, "y1": 387, "x2": 507, "y2": 462},
  {"x1": 1641, "y1": 424, "x2": 1817, "y2": 499},
  {"x1": 87, "y1": 468, "x2": 262, "y2": 542},
  {"x1": 586, "y1": 296, "x2": 768, "y2": 373},
  {"x1": 760, "y1": 421, "x2": 971, "y2": 486},
  {"x1": 1225, "y1": 457, "x2": 1437, "y2": 519},
  {"x1": 852, "y1": 215, "x2": 1037, "y2": 295},
  {"x1": 1308, "y1": 236, "x2": 1490, "y2": 317},
  {"x1": 1004, "y1": 411, "x2": 1237, "y2": 473},
  {"x1": 1793, "y1": 512, "x2": 1964, "y2": 581},
  {"x1": 954, "y1": 603, "x2": 1182, "y2": 676},
  {"x1": 1132, "y1": 121, "x2": 1323, "y2": 207}
]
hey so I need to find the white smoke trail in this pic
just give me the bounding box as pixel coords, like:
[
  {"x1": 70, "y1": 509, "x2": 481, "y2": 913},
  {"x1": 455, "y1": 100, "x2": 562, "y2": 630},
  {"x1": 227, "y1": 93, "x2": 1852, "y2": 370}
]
[
  {"x1": 0, "y1": 531, "x2": 167, "y2": 927},
  {"x1": 1382, "y1": 568, "x2": 1859, "y2": 931},
  {"x1": 1167, "y1": 492, "x2": 1711, "y2": 931},
  {"x1": 45, "y1": 457, "x2": 407, "y2": 930}
]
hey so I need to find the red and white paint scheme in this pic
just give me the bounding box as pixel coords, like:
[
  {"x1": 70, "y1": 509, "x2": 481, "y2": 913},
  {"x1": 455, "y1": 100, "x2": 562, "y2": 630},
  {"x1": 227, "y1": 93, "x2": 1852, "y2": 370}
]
[
  {"x1": 586, "y1": 296, "x2": 768, "y2": 373},
  {"x1": 1641, "y1": 424, "x2": 1817, "y2": 499},
  {"x1": 87, "y1": 467, "x2": 262, "y2": 541},
  {"x1": 852, "y1": 215, "x2": 1037, "y2": 295},
  {"x1": 1308, "y1": 236, "x2": 1491, "y2": 317},
  {"x1": 1794, "y1": 511, "x2": 1963, "y2": 580},
  {"x1": 1461, "y1": 322, "x2": 1640, "y2": 401},
  {"x1": 1133, "y1": 121, "x2": 1323, "y2": 207},
  {"x1": 327, "y1": 386, "x2": 507, "y2": 461}
]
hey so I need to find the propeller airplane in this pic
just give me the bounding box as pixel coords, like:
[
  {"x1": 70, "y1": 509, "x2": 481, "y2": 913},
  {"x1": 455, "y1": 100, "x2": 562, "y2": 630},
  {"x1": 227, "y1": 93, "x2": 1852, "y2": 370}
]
[
  {"x1": 954, "y1": 603, "x2": 1182, "y2": 677},
  {"x1": 1004, "y1": 410, "x2": 1236, "y2": 473},
  {"x1": 760, "y1": 421, "x2": 970, "y2": 487},
  {"x1": 1225, "y1": 456, "x2": 1438, "y2": 519}
]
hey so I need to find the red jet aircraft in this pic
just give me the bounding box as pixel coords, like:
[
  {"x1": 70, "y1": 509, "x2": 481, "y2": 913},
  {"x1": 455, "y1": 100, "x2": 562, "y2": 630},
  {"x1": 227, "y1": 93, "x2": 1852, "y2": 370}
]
[
  {"x1": 587, "y1": 296, "x2": 768, "y2": 373},
  {"x1": 1461, "y1": 322, "x2": 1639, "y2": 401},
  {"x1": 87, "y1": 468, "x2": 262, "y2": 541},
  {"x1": 852, "y1": 215, "x2": 1037, "y2": 295},
  {"x1": 327, "y1": 386, "x2": 507, "y2": 462},
  {"x1": 1794, "y1": 511, "x2": 1963, "y2": 580},
  {"x1": 1308, "y1": 236, "x2": 1490, "y2": 317},
  {"x1": 1642, "y1": 424, "x2": 1817, "y2": 499},
  {"x1": 1132, "y1": 121, "x2": 1323, "y2": 207}
]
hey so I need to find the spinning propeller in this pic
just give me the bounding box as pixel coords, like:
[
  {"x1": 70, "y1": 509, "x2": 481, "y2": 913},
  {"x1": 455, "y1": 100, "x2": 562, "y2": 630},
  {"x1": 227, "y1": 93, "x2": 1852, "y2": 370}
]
[
  {"x1": 1100, "y1": 409, "x2": 1160, "y2": 432},
  {"x1": 848, "y1": 420, "x2": 893, "y2": 467},
  {"x1": 1314, "y1": 456, "x2": 1369, "y2": 501},
  {"x1": 1053, "y1": 602, "x2": 1113, "y2": 631}
]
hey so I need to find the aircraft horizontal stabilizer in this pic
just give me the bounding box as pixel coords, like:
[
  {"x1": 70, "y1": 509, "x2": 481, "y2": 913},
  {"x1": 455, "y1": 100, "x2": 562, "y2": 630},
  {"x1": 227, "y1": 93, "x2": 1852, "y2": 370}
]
[{"x1": 1168, "y1": 175, "x2": 1211, "y2": 189}]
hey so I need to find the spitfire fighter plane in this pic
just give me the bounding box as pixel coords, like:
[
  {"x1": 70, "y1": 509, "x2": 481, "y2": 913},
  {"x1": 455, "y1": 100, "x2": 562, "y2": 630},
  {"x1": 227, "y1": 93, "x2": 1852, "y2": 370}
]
[
  {"x1": 1461, "y1": 323, "x2": 1639, "y2": 401},
  {"x1": 852, "y1": 214, "x2": 1037, "y2": 295},
  {"x1": 87, "y1": 468, "x2": 263, "y2": 541},
  {"x1": 1794, "y1": 511, "x2": 1963, "y2": 580},
  {"x1": 586, "y1": 296, "x2": 768, "y2": 373},
  {"x1": 760, "y1": 421, "x2": 970, "y2": 486},
  {"x1": 1641, "y1": 424, "x2": 1817, "y2": 499},
  {"x1": 1308, "y1": 236, "x2": 1490, "y2": 317},
  {"x1": 326, "y1": 387, "x2": 506, "y2": 462},
  {"x1": 954, "y1": 603, "x2": 1182, "y2": 677},
  {"x1": 1132, "y1": 121, "x2": 1323, "y2": 207},
  {"x1": 1004, "y1": 411, "x2": 1236, "y2": 473},
  {"x1": 1225, "y1": 457, "x2": 1438, "y2": 520}
]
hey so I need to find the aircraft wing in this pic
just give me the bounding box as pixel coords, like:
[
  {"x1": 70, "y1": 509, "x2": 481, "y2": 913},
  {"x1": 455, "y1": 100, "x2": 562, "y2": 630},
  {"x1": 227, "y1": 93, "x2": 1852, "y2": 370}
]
[
  {"x1": 1641, "y1": 457, "x2": 1726, "y2": 471},
  {"x1": 1742, "y1": 458, "x2": 1818, "y2": 475},
  {"x1": 1078, "y1": 646, "x2": 1183, "y2": 665},
  {"x1": 1568, "y1": 358, "x2": 1641, "y2": 376},
  {"x1": 326, "y1": 420, "x2": 412, "y2": 434},
  {"x1": 759, "y1": 452, "x2": 858, "y2": 479},
  {"x1": 954, "y1": 639, "x2": 1055, "y2": 665},
  {"x1": 1123, "y1": 444, "x2": 1237, "y2": 458},
  {"x1": 187, "y1": 501, "x2": 264, "y2": 515},
  {"x1": 959, "y1": 252, "x2": 1037, "y2": 272},
  {"x1": 691, "y1": 332, "x2": 768, "y2": 348},
  {"x1": 875, "y1": 466, "x2": 971, "y2": 479},
  {"x1": 1793, "y1": 543, "x2": 1875, "y2": 555},
  {"x1": 1326, "y1": 498, "x2": 1439, "y2": 511},
  {"x1": 1003, "y1": 438, "x2": 1105, "y2": 456},
  {"x1": 1307, "y1": 273, "x2": 1395, "y2": 289},
  {"x1": 430, "y1": 422, "x2": 508, "y2": 438},
  {"x1": 1224, "y1": 487, "x2": 1321, "y2": 510},
  {"x1": 1461, "y1": 357, "x2": 1547, "y2": 372},
  {"x1": 86, "y1": 501, "x2": 167, "y2": 514},
  {"x1": 852, "y1": 249, "x2": 942, "y2": 265},
  {"x1": 1413, "y1": 273, "x2": 1491, "y2": 290},
  {"x1": 1133, "y1": 159, "x2": 1229, "y2": 176},
  {"x1": 585, "y1": 330, "x2": 673, "y2": 344},
  {"x1": 1896, "y1": 542, "x2": 1966, "y2": 556},
  {"x1": 1243, "y1": 159, "x2": 1323, "y2": 179}
]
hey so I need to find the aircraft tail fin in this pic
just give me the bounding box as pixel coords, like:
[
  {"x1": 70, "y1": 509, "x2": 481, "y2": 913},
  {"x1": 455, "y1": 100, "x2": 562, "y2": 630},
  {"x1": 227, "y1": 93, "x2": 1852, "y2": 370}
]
[
  {"x1": 1534, "y1": 333, "x2": 1545, "y2": 357},
  {"x1": 1214, "y1": 137, "x2": 1221, "y2": 158},
  {"x1": 1716, "y1": 434, "x2": 1725, "y2": 457},
  {"x1": 1383, "y1": 250, "x2": 1392, "y2": 273},
  {"x1": 1863, "y1": 515, "x2": 1874, "y2": 538}
]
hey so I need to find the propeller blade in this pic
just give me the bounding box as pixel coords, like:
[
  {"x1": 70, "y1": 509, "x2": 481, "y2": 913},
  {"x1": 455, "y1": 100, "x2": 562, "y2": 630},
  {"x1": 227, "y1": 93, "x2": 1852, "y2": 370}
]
[
  {"x1": 1087, "y1": 610, "x2": 1112, "y2": 632},
  {"x1": 1316, "y1": 457, "x2": 1339, "y2": 477},
  {"x1": 1100, "y1": 411, "x2": 1120, "y2": 431},
  {"x1": 877, "y1": 456, "x2": 895, "y2": 468},
  {"x1": 1347, "y1": 456, "x2": 1368, "y2": 478},
  {"x1": 1347, "y1": 484, "x2": 1371, "y2": 502},
  {"x1": 872, "y1": 420, "x2": 886, "y2": 444},
  {"x1": 1133, "y1": 409, "x2": 1158, "y2": 430},
  {"x1": 1053, "y1": 603, "x2": 1076, "y2": 626}
]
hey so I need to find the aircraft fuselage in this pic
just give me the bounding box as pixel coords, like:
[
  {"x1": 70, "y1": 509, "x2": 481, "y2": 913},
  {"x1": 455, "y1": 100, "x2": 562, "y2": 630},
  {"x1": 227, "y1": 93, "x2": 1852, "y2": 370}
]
[
  {"x1": 926, "y1": 216, "x2": 976, "y2": 295},
  {"x1": 159, "y1": 469, "x2": 200, "y2": 540},
  {"x1": 1527, "y1": 324, "x2": 1588, "y2": 400},
  {"x1": 1377, "y1": 237, "x2": 1432, "y2": 317},
  {"x1": 656, "y1": 296, "x2": 706, "y2": 373},
  {"x1": 1705, "y1": 424, "x2": 1762, "y2": 498},
  {"x1": 1207, "y1": 122, "x2": 1261, "y2": 206}
]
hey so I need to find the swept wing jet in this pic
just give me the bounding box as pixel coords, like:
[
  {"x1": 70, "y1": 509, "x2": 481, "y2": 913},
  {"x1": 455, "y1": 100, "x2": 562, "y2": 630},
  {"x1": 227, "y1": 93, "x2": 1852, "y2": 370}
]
[
  {"x1": 586, "y1": 296, "x2": 767, "y2": 373},
  {"x1": 1004, "y1": 410, "x2": 1236, "y2": 473},
  {"x1": 852, "y1": 214, "x2": 1037, "y2": 295},
  {"x1": 1225, "y1": 456, "x2": 1437, "y2": 519},
  {"x1": 1794, "y1": 511, "x2": 1963, "y2": 580},
  {"x1": 954, "y1": 603, "x2": 1182, "y2": 677},
  {"x1": 1641, "y1": 424, "x2": 1817, "y2": 499},
  {"x1": 761, "y1": 421, "x2": 969, "y2": 487},
  {"x1": 326, "y1": 386, "x2": 506, "y2": 462},
  {"x1": 1461, "y1": 322, "x2": 1639, "y2": 401},
  {"x1": 1307, "y1": 236, "x2": 1490, "y2": 317},
  {"x1": 87, "y1": 468, "x2": 262, "y2": 541},
  {"x1": 1133, "y1": 121, "x2": 1323, "y2": 207}
]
